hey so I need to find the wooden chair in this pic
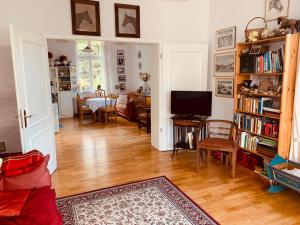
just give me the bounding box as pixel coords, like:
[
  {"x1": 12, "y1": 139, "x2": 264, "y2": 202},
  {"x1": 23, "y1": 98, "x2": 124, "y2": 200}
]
[
  {"x1": 76, "y1": 94, "x2": 96, "y2": 124},
  {"x1": 95, "y1": 89, "x2": 106, "y2": 98},
  {"x1": 101, "y1": 94, "x2": 118, "y2": 124},
  {"x1": 196, "y1": 120, "x2": 238, "y2": 179}
]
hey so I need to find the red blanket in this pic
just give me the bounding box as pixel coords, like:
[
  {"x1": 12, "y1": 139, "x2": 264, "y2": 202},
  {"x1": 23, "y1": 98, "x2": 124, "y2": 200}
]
[
  {"x1": 0, "y1": 189, "x2": 30, "y2": 217},
  {"x1": 0, "y1": 187, "x2": 62, "y2": 225}
]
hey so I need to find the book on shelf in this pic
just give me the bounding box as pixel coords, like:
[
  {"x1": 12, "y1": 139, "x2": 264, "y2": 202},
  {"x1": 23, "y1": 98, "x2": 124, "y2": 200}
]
[
  {"x1": 235, "y1": 113, "x2": 279, "y2": 138},
  {"x1": 239, "y1": 132, "x2": 258, "y2": 151},
  {"x1": 237, "y1": 95, "x2": 280, "y2": 116},
  {"x1": 254, "y1": 45, "x2": 285, "y2": 73}
]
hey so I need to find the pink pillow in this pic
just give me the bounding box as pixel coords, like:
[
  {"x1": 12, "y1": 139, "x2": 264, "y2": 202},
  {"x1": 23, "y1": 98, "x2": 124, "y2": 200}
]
[{"x1": 3, "y1": 155, "x2": 52, "y2": 190}]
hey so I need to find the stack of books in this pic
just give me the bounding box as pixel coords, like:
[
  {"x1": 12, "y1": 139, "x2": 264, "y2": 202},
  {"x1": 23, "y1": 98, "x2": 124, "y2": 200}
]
[
  {"x1": 254, "y1": 46, "x2": 285, "y2": 73},
  {"x1": 257, "y1": 137, "x2": 278, "y2": 157},
  {"x1": 235, "y1": 113, "x2": 279, "y2": 138}
]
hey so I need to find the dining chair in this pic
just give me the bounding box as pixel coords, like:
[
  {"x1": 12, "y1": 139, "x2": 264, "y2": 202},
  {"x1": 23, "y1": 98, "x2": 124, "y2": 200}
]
[
  {"x1": 196, "y1": 120, "x2": 238, "y2": 179},
  {"x1": 95, "y1": 89, "x2": 106, "y2": 98},
  {"x1": 76, "y1": 94, "x2": 96, "y2": 124},
  {"x1": 101, "y1": 94, "x2": 118, "y2": 124}
]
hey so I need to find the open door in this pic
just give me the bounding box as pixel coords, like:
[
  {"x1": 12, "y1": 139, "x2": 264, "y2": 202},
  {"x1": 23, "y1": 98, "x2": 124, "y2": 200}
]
[
  {"x1": 9, "y1": 25, "x2": 57, "y2": 173},
  {"x1": 158, "y1": 43, "x2": 208, "y2": 150}
]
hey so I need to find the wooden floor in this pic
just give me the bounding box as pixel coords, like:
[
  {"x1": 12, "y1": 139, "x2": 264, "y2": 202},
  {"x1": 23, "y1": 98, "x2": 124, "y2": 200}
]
[{"x1": 52, "y1": 117, "x2": 300, "y2": 225}]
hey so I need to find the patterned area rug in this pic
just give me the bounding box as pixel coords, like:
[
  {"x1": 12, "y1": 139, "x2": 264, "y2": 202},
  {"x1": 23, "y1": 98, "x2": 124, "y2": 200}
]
[{"x1": 56, "y1": 176, "x2": 219, "y2": 225}]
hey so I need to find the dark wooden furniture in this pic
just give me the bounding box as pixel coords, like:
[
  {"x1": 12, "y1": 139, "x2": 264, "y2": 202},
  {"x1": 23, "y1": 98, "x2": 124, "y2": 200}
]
[
  {"x1": 171, "y1": 115, "x2": 207, "y2": 158},
  {"x1": 137, "y1": 106, "x2": 151, "y2": 133},
  {"x1": 196, "y1": 120, "x2": 238, "y2": 179},
  {"x1": 137, "y1": 96, "x2": 151, "y2": 133}
]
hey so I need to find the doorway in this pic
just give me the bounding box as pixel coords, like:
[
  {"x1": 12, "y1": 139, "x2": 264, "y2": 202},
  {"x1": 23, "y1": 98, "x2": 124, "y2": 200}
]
[{"x1": 46, "y1": 37, "x2": 160, "y2": 157}]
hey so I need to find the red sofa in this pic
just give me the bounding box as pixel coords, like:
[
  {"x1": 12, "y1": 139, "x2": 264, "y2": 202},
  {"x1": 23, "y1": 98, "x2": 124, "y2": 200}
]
[{"x1": 0, "y1": 151, "x2": 62, "y2": 225}]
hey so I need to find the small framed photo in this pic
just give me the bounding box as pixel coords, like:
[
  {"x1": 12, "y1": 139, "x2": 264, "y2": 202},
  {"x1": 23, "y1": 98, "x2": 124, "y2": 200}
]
[
  {"x1": 117, "y1": 50, "x2": 124, "y2": 57},
  {"x1": 265, "y1": 0, "x2": 289, "y2": 21},
  {"x1": 117, "y1": 67, "x2": 125, "y2": 74},
  {"x1": 118, "y1": 75, "x2": 126, "y2": 82},
  {"x1": 117, "y1": 57, "x2": 125, "y2": 66},
  {"x1": 215, "y1": 78, "x2": 234, "y2": 98},
  {"x1": 70, "y1": 0, "x2": 101, "y2": 36},
  {"x1": 115, "y1": 3, "x2": 140, "y2": 38},
  {"x1": 214, "y1": 51, "x2": 235, "y2": 77},
  {"x1": 119, "y1": 83, "x2": 126, "y2": 91},
  {"x1": 215, "y1": 26, "x2": 236, "y2": 51},
  {"x1": 250, "y1": 45, "x2": 262, "y2": 55}
]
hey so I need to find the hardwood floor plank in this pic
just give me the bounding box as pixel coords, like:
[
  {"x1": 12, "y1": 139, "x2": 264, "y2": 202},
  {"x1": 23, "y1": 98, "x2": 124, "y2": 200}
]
[{"x1": 52, "y1": 117, "x2": 300, "y2": 225}]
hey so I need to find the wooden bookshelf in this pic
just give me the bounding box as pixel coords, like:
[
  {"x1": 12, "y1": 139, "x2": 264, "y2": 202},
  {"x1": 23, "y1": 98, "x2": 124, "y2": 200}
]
[{"x1": 234, "y1": 34, "x2": 299, "y2": 162}]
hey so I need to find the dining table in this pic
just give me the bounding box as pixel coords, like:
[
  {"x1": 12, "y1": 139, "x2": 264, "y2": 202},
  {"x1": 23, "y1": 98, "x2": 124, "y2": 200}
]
[{"x1": 85, "y1": 97, "x2": 107, "y2": 112}]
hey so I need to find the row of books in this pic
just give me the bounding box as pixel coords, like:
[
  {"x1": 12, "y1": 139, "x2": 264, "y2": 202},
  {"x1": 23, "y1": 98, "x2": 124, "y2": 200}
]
[
  {"x1": 254, "y1": 46, "x2": 285, "y2": 73},
  {"x1": 237, "y1": 95, "x2": 279, "y2": 115},
  {"x1": 239, "y1": 132, "x2": 278, "y2": 154},
  {"x1": 239, "y1": 132, "x2": 258, "y2": 151},
  {"x1": 235, "y1": 114, "x2": 279, "y2": 138}
]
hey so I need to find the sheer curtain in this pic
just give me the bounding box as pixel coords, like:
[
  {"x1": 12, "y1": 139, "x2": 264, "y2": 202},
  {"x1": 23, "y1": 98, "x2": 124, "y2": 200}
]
[{"x1": 289, "y1": 41, "x2": 300, "y2": 163}]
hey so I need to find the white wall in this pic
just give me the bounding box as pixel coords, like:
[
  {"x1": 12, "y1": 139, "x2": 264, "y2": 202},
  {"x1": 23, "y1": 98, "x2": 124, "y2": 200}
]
[
  {"x1": 208, "y1": 0, "x2": 300, "y2": 121},
  {"x1": 47, "y1": 39, "x2": 76, "y2": 64},
  {"x1": 0, "y1": 0, "x2": 210, "y2": 45},
  {"x1": 0, "y1": 46, "x2": 21, "y2": 153},
  {"x1": 105, "y1": 42, "x2": 155, "y2": 94}
]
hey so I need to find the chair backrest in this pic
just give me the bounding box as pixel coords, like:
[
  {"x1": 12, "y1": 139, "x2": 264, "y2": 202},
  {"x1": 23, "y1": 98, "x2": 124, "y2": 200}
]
[
  {"x1": 205, "y1": 120, "x2": 237, "y2": 141},
  {"x1": 95, "y1": 89, "x2": 106, "y2": 98},
  {"x1": 105, "y1": 94, "x2": 118, "y2": 109},
  {"x1": 76, "y1": 93, "x2": 86, "y2": 109}
]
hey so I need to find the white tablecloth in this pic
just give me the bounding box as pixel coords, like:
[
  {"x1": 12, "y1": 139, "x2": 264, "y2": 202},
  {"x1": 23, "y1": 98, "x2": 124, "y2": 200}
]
[{"x1": 85, "y1": 98, "x2": 106, "y2": 112}]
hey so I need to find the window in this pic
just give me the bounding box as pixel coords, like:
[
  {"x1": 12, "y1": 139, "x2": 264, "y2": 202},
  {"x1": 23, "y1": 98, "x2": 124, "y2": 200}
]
[{"x1": 76, "y1": 40, "x2": 105, "y2": 92}]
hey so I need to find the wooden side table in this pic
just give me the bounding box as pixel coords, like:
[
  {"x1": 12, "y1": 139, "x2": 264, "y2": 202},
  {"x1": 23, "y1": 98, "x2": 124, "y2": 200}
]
[{"x1": 171, "y1": 116, "x2": 207, "y2": 157}]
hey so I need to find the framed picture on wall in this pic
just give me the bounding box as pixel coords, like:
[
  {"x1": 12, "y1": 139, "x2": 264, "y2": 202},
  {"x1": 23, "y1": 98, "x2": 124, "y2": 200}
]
[
  {"x1": 117, "y1": 57, "x2": 125, "y2": 66},
  {"x1": 119, "y1": 83, "x2": 126, "y2": 91},
  {"x1": 265, "y1": 0, "x2": 289, "y2": 21},
  {"x1": 215, "y1": 78, "x2": 234, "y2": 98},
  {"x1": 117, "y1": 67, "x2": 125, "y2": 74},
  {"x1": 115, "y1": 3, "x2": 140, "y2": 38},
  {"x1": 117, "y1": 50, "x2": 124, "y2": 57},
  {"x1": 70, "y1": 0, "x2": 101, "y2": 36},
  {"x1": 118, "y1": 75, "x2": 126, "y2": 82},
  {"x1": 215, "y1": 26, "x2": 236, "y2": 51},
  {"x1": 214, "y1": 51, "x2": 235, "y2": 77}
]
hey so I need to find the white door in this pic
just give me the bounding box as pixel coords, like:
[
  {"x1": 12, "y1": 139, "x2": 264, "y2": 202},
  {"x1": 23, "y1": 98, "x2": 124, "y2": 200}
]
[
  {"x1": 9, "y1": 25, "x2": 57, "y2": 173},
  {"x1": 158, "y1": 43, "x2": 208, "y2": 150}
]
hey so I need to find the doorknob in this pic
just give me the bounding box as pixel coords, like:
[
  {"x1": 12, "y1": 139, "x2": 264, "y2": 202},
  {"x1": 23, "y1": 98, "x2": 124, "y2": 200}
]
[{"x1": 23, "y1": 110, "x2": 34, "y2": 128}]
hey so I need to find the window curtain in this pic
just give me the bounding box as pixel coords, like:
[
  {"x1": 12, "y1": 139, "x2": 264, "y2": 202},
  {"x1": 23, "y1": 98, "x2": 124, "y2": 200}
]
[{"x1": 289, "y1": 41, "x2": 300, "y2": 163}]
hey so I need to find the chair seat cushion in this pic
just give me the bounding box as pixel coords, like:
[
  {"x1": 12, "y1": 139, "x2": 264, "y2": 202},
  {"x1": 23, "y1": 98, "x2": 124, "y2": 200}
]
[
  {"x1": 199, "y1": 138, "x2": 236, "y2": 152},
  {"x1": 80, "y1": 105, "x2": 91, "y2": 111}
]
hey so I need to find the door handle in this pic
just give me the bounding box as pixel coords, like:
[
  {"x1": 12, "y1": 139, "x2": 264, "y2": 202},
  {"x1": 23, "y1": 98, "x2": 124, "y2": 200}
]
[{"x1": 23, "y1": 110, "x2": 34, "y2": 128}]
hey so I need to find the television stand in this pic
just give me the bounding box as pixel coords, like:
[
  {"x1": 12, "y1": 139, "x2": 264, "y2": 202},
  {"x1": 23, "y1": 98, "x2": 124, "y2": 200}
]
[{"x1": 171, "y1": 115, "x2": 208, "y2": 157}]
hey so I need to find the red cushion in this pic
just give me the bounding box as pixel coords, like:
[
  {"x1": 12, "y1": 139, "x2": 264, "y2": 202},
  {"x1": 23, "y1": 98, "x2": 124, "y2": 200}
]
[
  {"x1": 3, "y1": 155, "x2": 51, "y2": 190},
  {"x1": 0, "y1": 189, "x2": 30, "y2": 217},
  {"x1": 0, "y1": 175, "x2": 3, "y2": 191},
  {"x1": 0, "y1": 187, "x2": 62, "y2": 225},
  {"x1": 1, "y1": 150, "x2": 43, "y2": 177}
]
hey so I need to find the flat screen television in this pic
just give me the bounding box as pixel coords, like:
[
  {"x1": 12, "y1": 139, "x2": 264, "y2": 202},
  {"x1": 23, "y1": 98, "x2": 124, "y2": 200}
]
[{"x1": 171, "y1": 91, "x2": 212, "y2": 116}]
